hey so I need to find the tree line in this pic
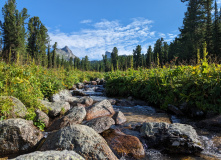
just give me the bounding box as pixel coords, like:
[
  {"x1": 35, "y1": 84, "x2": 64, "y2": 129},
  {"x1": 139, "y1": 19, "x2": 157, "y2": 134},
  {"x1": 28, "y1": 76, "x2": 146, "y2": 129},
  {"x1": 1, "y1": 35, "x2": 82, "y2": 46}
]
[{"x1": 0, "y1": 0, "x2": 220, "y2": 72}]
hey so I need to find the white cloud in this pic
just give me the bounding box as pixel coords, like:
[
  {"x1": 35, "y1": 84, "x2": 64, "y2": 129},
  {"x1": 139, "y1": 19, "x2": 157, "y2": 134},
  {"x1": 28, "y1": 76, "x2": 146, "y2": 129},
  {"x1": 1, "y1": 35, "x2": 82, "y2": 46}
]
[
  {"x1": 217, "y1": 0, "x2": 221, "y2": 4},
  {"x1": 48, "y1": 18, "x2": 175, "y2": 60},
  {"x1": 80, "y1": 19, "x2": 92, "y2": 24}
]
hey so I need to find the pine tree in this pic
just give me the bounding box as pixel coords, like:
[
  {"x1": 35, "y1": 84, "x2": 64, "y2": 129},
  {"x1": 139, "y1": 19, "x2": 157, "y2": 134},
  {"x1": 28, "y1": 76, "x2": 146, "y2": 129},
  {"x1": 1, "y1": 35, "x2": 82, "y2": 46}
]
[
  {"x1": 47, "y1": 43, "x2": 52, "y2": 68},
  {"x1": 111, "y1": 47, "x2": 118, "y2": 71},
  {"x1": 84, "y1": 55, "x2": 89, "y2": 71},
  {"x1": 27, "y1": 16, "x2": 49, "y2": 65},
  {"x1": 213, "y1": 0, "x2": 221, "y2": 57},
  {"x1": 1, "y1": 0, "x2": 29, "y2": 63},
  {"x1": 52, "y1": 42, "x2": 57, "y2": 68},
  {"x1": 179, "y1": 0, "x2": 206, "y2": 62},
  {"x1": 147, "y1": 45, "x2": 153, "y2": 68},
  {"x1": 204, "y1": 0, "x2": 214, "y2": 55}
]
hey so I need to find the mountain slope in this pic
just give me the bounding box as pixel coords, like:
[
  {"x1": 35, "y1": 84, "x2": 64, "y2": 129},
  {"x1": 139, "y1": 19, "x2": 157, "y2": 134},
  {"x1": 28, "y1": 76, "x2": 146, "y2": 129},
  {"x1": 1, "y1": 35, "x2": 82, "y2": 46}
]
[{"x1": 55, "y1": 46, "x2": 77, "y2": 60}]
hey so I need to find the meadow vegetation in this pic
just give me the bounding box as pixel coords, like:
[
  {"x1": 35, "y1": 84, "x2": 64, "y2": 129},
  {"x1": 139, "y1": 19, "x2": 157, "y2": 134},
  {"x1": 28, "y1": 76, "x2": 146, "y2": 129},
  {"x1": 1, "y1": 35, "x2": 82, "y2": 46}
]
[
  {"x1": 105, "y1": 61, "x2": 221, "y2": 114},
  {"x1": 0, "y1": 61, "x2": 103, "y2": 120}
]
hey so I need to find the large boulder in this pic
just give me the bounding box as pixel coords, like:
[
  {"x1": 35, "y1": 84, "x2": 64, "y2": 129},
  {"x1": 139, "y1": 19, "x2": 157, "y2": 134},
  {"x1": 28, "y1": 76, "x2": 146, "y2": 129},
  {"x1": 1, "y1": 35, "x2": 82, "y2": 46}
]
[
  {"x1": 51, "y1": 89, "x2": 75, "y2": 102},
  {"x1": 40, "y1": 124, "x2": 118, "y2": 160},
  {"x1": 0, "y1": 118, "x2": 43, "y2": 156},
  {"x1": 12, "y1": 150, "x2": 85, "y2": 160},
  {"x1": 47, "y1": 106, "x2": 86, "y2": 131},
  {"x1": 84, "y1": 116, "x2": 115, "y2": 133},
  {"x1": 197, "y1": 115, "x2": 221, "y2": 131},
  {"x1": 85, "y1": 100, "x2": 115, "y2": 121},
  {"x1": 35, "y1": 109, "x2": 49, "y2": 128},
  {"x1": 40, "y1": 100, "x2": 70, "y2": 117},
  {"x1": 102, "y1": 129, "x2": 145, "y2": 159},
  {"x1": 70, "y1": 97, "x2": 93, "y2": 107},
  {"x1": 140, "y1": 122, "x2": 203, "y2": 154},
  {"x1": 112, "y1": 111, "x2": 127, "y2": 125},
  {"x1": 0, "y1": 96, "x2": 27, "y2": 118}
]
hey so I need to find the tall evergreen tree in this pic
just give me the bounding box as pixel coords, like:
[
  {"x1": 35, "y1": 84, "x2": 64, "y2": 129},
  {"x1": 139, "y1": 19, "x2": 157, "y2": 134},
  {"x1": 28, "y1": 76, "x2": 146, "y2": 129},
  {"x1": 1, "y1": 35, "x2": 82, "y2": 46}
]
[
  {"x1": 47, "y1": 43, "x2": 52, "y2": 68},
  {"x1": 204, "y1": 0, "x2": 214, "y2": 55},
  {"x1": 52, "y1": 42, "x2": 57, "y2": 68},
  {"x1": 213, "y1": 0, "x2": 221, "y2": 57},
  {"x1": 179, "y1": 0, "x2": 206, "y2": 62},
  {"x1": 1, "y1": 0, "x2": 29, "y2": 63},
  {"x1": 27, "y1": 16, "x2": 49, "y2": 65},
  {"x1": 146, "y1": 45, "x2": 153, "y2": 68},
  {"x1": 111, "y1": 47, "x2": 118, "y2": 71}
]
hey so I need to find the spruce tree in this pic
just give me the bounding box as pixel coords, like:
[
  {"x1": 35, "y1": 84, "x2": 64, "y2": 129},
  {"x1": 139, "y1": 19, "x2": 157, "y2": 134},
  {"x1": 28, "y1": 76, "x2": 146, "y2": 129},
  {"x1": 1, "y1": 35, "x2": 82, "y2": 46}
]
[
  {"x1": 179, "y1": 0, "x2": 206, "y2": 62},
  {"x1": 204, "y1": 0, "x2": 214, "y2": 55},
  {"x1": 1, "y1": 0, "x2": 29, "y2": 63},
  {"x1": 27, "y1": 16, "x2": 49, "y2": 65},
  {"x1": 47, "y1": 43, "x2": 52, "y2": 68},
  {"x1": 147, "y1": 45, "x2": 153, "y2": 68},
  {"x1": 213, "y1": 0, "x2": 221, "y2": 57},
  {"x1": 52, "y1": 42, "x2": 57, "y2": 68},
  {"x1": 111, "y1": 47, "x2": 118, "y2": 71}
]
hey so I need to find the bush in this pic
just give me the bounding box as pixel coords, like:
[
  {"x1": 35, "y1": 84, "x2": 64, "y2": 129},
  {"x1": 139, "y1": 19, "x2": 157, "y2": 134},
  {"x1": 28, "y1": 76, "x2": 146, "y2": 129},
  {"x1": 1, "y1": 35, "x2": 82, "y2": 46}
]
[{"x1": 105, "y1": 63, "x2": 221, "y2": 113}]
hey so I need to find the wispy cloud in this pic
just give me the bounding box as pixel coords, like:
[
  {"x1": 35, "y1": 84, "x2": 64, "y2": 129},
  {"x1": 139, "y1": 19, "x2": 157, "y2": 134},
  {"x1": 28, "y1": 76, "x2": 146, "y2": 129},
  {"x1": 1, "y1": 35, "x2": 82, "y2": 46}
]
[
  {"x1": 80, "y1": 19, "x2": 92, "y2": 24},
  {"x1": 48, "y1": 18, "x2": 176, "y2": 60}
]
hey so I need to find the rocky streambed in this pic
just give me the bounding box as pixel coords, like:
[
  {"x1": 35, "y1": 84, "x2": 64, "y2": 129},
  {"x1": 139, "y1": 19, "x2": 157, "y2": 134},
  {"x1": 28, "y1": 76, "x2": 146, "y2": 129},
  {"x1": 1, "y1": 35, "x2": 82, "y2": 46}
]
[{"x1": 0, "y1": 80, "x2": 221, "y2": 160}]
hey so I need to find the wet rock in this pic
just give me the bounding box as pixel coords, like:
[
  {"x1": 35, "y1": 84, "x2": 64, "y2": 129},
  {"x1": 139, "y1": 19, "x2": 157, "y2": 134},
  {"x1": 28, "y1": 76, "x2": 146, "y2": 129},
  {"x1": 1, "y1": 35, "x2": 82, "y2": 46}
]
[
  {"x1": 128, "y1": 96, "x2": 133, "y2": 101},
  {"x1": 140, "y1": 122, "x2": 203, "y2": 154},
  {"x1": 70, "y1": 84, "x2": 77, "y2": 90},
  {"x1": 102, "y1": 129, "x2": 145, "y2": 159},
  {"x1": 47, "y1": 106, "x2": 86, "y2": 131},
  {"x1": 94, "y1": 78, "x2": 100, "y2": 84},
  {"x1": 197, "y1": 115, "x2": 221, "y2": 131},
  {"x1": 83, "y1": 80, "x2": 91, "y2": 85},
  {"x1": 76, "y1": 83, "x2": 84, "y2": 89},
  {"x1": 112, "y1": 111, "x2": 127, "y2": 124},
  {"x1": 40, "y1": 124, "x2": 118, "y2": 160},
  {"x1": 168, "y1": 104, "x2": 184, "y2": 115},
  {"x1": 0, "y1": 118, "x2": 43, "y2": 156},
  {"x1": 0, "y1": 96, "x2": 27, "y2": 118},
  {"x1": 35, "y1": 109, "x2": 49, "y2": 128},
  {"x1": 50, "y1": 89, "x2": 72, "y2": 102},
  {"x1": 91, "y1": 81, "x2": 97, "y2": 85},
  {"x1": 72, "y1": 90, "x2": 88, "y2": 96},
  {"x1": 100, "y1": 79, "x2": 105, "y2": 85},
  {"x1": 85, "y1": 99, "x2": 115, "y2": 120},
  {"x1": 12, "y1": 150, "x2": 85, "y2": 160},
  {"x1": 189, "y1": 108, "x2": 205, "y2": 118},
  {"x1": 40, "y1": 100, "x2": 70, "y2": 117},
  {"x1": 84, "y1": 116, "x2": 115, "y2": 133},
  {"x1": 70, "y1": 97, "x2": 93, "y2": 107},
  {"x1": 108, "y1": 99, "x2": 117, "y2": 105},
  {"x1": 115, "y1": 99, "x2": 134, "y2": 107}
]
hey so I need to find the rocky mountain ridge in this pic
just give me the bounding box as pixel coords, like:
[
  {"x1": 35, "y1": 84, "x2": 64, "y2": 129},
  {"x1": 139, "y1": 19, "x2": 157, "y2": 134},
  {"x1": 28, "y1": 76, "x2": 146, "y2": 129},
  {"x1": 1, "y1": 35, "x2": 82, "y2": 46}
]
[{"x1": 56, "y1": 46, "x2": 77, "y2": 61}]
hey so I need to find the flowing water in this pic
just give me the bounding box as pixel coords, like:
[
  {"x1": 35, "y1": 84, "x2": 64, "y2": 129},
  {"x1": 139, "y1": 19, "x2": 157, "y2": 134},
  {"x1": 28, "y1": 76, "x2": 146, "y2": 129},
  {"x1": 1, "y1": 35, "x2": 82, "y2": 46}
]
[{"x1": 75, "y1": 84, "x2": 221, "y2": 160}]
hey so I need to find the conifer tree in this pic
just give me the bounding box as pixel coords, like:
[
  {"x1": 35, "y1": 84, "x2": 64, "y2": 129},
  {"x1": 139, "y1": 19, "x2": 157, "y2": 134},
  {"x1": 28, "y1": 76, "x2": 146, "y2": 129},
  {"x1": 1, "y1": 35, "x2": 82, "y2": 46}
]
[
  {"x1": 47, "y1": 43, "x2": 52, "y2": 68},
  {"x1": 213, "y1": 0, "x2": 221, "y2": 57},
  {"x1": 147, "y1": 45, "x2": 153, "y2": 68},
  {"x1": 204, "y1": 0, "x2": 214, "y2": 55},
  {"x1": 1, "y1": 0, "x2": 29, "y2": 63},
  {"x1": 111, "y1": 47, "x2": 118, "y2": 71},
  {"x1": 27, "y1": 16, "x2": 49, "y2": 65},
  {"x1": 52, "y1": 42, "x2": 57, "y2": 68}
]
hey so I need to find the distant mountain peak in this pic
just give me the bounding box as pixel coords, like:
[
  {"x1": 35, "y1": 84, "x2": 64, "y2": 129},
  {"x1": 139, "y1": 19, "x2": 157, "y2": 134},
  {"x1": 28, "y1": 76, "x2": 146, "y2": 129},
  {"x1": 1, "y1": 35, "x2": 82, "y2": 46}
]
[
  {"x1": 56, "y1": 46, "x2": 77, "y2": 61},
  {"x1": 61, "y1": 46, "x2": 72, "y2": 53}
]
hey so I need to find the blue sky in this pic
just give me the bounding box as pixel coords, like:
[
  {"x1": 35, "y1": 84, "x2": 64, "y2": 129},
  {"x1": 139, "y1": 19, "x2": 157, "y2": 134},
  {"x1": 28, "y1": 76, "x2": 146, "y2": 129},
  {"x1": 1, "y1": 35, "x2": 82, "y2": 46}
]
[{"x1": 1, "y1": 0, "x2": 219, "y2": 60}]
